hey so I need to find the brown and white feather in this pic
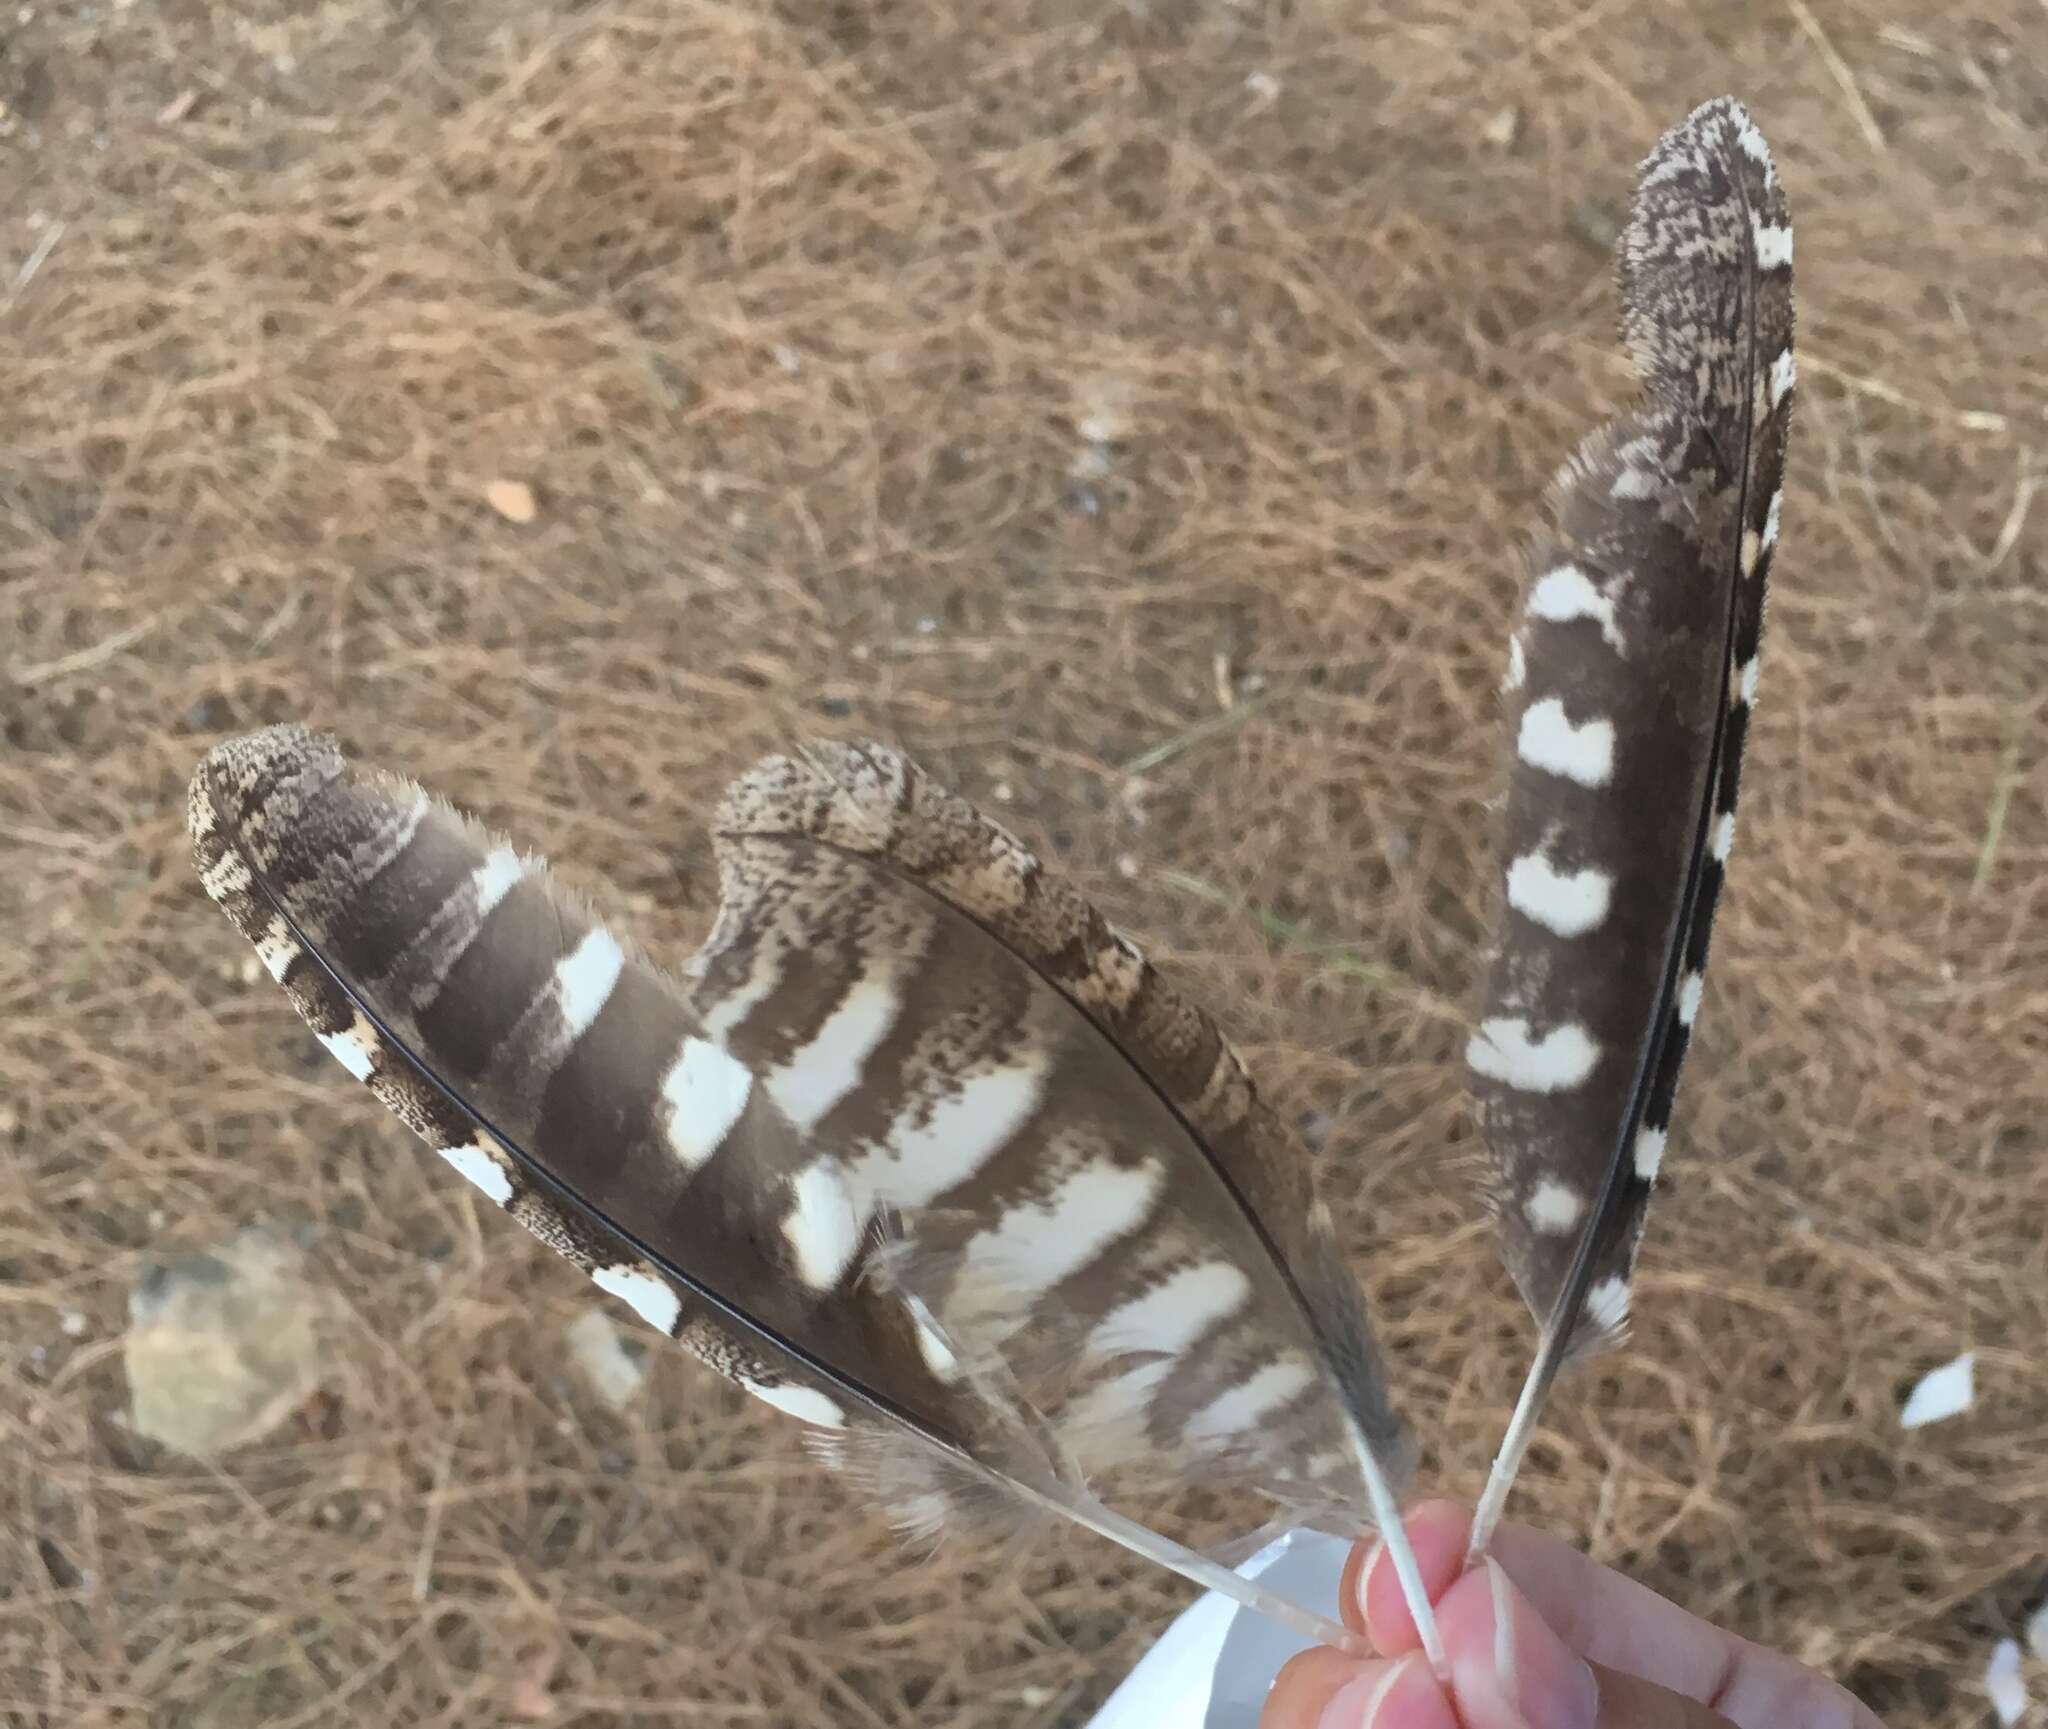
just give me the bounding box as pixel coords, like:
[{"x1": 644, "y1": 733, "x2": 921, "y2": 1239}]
[
  {"x1": 190, "y1": 726, "x2": 1437, "y2": 1654},
  {"x1": 1466, "y1": 97, "x2": 1795, "y2": 1549}
]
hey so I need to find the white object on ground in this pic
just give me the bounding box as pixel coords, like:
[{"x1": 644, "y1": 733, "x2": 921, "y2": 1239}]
[
  {"x1": 1899, "y1": 1352, "x2": 1975, "y2": 1428},
  {"x1": 1984, "y1": 1638, "x2": 2025, "y2": 1727},
  {"x1": 567, "y1": 1310, "x2": 646, "y2": 1410},
  {"x1": 124, "y1": 1226, "x2": 327, "y2": 1458}
]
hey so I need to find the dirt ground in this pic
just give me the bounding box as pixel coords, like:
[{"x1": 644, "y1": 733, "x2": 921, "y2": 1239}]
[{"x1": 2, "y1": 1, "x2": 2044, "y2": 1724}]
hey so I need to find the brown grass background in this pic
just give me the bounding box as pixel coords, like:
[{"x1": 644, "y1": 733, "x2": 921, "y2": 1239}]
[{"x1": 2, "y1": 1, "x2": 2044, "y2": 1724}]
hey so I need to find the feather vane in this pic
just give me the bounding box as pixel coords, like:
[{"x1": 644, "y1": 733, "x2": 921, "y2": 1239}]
[
  {"x1": 1466, "y1": 96, "x2": 1795, "y2": 1556},
  {"x1": 191, "y1": 727, "x2": 1441, "y2": 1658}
]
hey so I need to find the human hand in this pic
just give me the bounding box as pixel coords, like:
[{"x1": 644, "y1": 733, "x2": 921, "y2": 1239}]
[{"x1": 1261, "y1": 1502, "x2": 1885, "y2": 1729}]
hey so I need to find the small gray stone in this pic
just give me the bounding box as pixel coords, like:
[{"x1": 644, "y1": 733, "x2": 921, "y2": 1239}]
[
  {"x1": 124, "y1": 1226, "x2": 327, "y2": 1458},
  {"x1": 568, "y1": 1309, "x2": 646, "y2": 1410},
  {"x1": 1569, "y1": 197, "x2": 1625, "y2": 254}
]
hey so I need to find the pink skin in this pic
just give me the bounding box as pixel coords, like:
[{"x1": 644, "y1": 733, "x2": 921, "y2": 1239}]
[{"x1": 1261, "y1": 1502, "x2": 1887, "y2": 1729}]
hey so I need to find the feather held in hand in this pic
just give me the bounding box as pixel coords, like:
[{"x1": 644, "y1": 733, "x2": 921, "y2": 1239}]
[
  {"x1": 189, "y1": 728, "x2": 1443, "y2": 1661},
  {"x1": 1465, "y1": 97, "x2": 1795, "y2": 1555}
]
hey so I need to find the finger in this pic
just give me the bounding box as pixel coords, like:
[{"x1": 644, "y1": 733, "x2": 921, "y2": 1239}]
[
  {"x1": 1475, "y1": 1516, "x2": 1744, "y2": 1703},
  {"x1": 1436, "y1": 1556, "x2": 1603, "y2": 1729},
  {"x1": 1350, "y1": 1501, "x2": 1474, "y2": 1648},
  {"x1": 1586, "y1": 1664, "x2": 1745, "y2": 1729},
  {"x1": 1263, "y1": 1652, "x2": 1460, "y2": 1729},
  {"x1": 1354, "y1": 1507, "x2": 1884, "y2": 1729},
  {"x1": 1481, "y1": 1522, "x2": 1883, "y2": 1726},
  {"x1": 1437, "y1": 1550, "x2": 1866, "y2": 1729},
  {"x1": 1264, "y1": 1649, "x2": 1375, "y2": 1729}
]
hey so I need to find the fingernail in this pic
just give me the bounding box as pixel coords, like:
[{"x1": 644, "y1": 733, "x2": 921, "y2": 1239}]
[
  {"x1": 1353, "y1": 1536, "x2": 1385, "y2": 1623},
  {"x1": 1317, "y1": 1655, "x2": 1457, "y2": 1729},
  {"x1": 1451, "y1": 1559, "x2": 1598, "y2": 1729}
]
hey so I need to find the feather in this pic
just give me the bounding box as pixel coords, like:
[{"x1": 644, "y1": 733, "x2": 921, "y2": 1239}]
[
  {"x1": 190, "y1": 727, "x2": 1443, "y2": 1661},
  {"x1": 1465, "y1": 96, "x2": 1795, "y2": 1557}
]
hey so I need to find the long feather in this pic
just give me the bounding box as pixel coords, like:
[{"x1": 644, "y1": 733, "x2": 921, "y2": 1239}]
[
  {"x1": 191, "y1": 727, "x2": 1442, "y2": 1660},
  {"x1": 1465, "y1": 97, "x2": 1796, "y2": 1558}
]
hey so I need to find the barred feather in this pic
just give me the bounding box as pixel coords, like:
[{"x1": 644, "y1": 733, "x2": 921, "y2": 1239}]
[
  {"x1": 191, "y1": 727, "x2": 1440, "y2": 1658},
  {"x1": 1466, "y1": 97, "x2": 1795, "y2": 1554}
]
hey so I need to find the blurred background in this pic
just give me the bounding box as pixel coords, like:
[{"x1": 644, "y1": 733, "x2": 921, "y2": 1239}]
[{"x1": 2, "y1": 1, "x2": 2043, "y2": 1724}]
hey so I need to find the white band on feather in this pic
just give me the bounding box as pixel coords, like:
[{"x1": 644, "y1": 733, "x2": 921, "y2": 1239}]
[
  {"x1": 1527, "y1": 564, "x2": 1624, "y2": 652},
  {"x1": 1752, "y1": 215, "x2": 1793, "y2": 270},
  {"x1": 1516, "y1": 699, "x2": 1615, "y2": 788},
  {"x1": 766, "y1": 976, "x2": 902, "y2": 1134},
  {"x1": 1523, "y1": 1179, "x2": 1585, "y2": 1235},
  {"x1": 1467, "y1": 1017, "x2": 1599, "y2": 1092},
  {"x1": 1506, "y1": 852, "x2": 1612, "y2": 938},
  {"x1": 437, "y1": 1139, "x2": 516, "y2": 1206},
  {"x1": 554, "y1": 929, "x2": 625, "y2": 1039},
  {"x1": 471, "y1": 845, "x2": 525, "y2": 915},
  {"x1": 783, "y1": 1161, "x2": 867, "y2": 1290},
  {"x1": 1677, "y1": 972, "x2": 1705, "y2": 1027},
  {"x1": 740, "y1": 1378, "x2": 847, "y2": 1430},
  {"x1": 1184, "y1": 1358, "x2": 1315, "y2": 1441},
  {"x1": 1735, "y1": 110, "x2": 1775, "y2": 183},
  {"x1": 255, "y1": 915, "x2": 299, "y2": 983},
  {"x1": 1089, "y1": 1261, "x2": 1250, "y2": 1359},
  {"x1": 848, "y1": 1056, "x2": 1047, "y2": 1210},
  {"x1": 1583, "y1": 1276, "x2": 1631, "y2": 1336},
  {"x1": 1769, "y1": 348, "x2": 1797, "y2": 409},
  {"x1": 660, "y1": 1037, "x2": 754, "y2": 1170},
  {"x1": 594, "y1": 1263, "x2": 682, "y2": 1336},
  {"x1": 955, "y1": 1161, "x2": 1162, "y2": 1326},
  {"x1": 318, "y1": 1014, "x2": 381, "y2": 1082}
]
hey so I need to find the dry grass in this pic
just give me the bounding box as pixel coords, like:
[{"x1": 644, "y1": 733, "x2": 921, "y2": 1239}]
[{"x1": 2, "y1": 1, "x2": 2044, "y2": 1724}]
